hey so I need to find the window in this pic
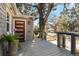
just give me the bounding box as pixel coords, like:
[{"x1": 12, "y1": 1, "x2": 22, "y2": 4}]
[{"x1": 7, "y1": 13, "x2": 9, "y2": 32}]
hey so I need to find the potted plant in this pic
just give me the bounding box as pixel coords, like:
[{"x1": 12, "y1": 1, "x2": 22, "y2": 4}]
[
  {"x1": 33, "y1": 27, "x2": 39, "y2": 38},
  {"x1": 0, "y1": 34, "x2": 19, "y2": 56},
  {"x1": 0, "y1": 34, "x2": 8, "y2": 55}
]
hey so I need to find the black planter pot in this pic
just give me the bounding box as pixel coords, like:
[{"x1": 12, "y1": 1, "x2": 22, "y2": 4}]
[
  {"x1": 8, "y1": 40, "x2": 19, "y2": 56},
  {"x1": 0, "y1": 40, "x2": 19, "y2": 56},
  {"x1": 0, "y1": 41, "x2": 8, "y2": 56}
]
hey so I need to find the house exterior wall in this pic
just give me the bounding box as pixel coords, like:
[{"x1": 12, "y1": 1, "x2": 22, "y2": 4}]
[
  {"x1": 0, "y1": 4, "x2": 7, "y2": 56},
  {"x1": 26, "y1": 18, "x2": 33, "y2": 41},
  {"x1": 0, "y1": 4, "x2": 7, "y2": 36},
  {"x1": 6, "y1": 4, "x2": 34, "y2": 41},
  {"x1": 0, "y1": 3, "x2": 34, "y2": 55}
]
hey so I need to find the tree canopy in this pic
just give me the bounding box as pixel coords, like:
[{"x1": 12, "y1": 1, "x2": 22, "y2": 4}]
[{"x1": 16, "y1": 3, "x2": 79, "y2": 39}]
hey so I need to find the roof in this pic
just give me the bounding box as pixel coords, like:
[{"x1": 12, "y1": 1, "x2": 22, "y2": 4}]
[{"x1": 5, "y1": 3, "x2": 34, "y2": 20}]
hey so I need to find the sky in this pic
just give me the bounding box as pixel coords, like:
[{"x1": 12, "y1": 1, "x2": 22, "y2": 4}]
[
  {"x1": 48, "y1": 4, "x2": 64, "y2": 19},
  {"x1": 48, "y1": 3, "x2": 74, "y2": 21},
  {"x1": 34, "y1": 3, "x2": 74, "y2": 27}
]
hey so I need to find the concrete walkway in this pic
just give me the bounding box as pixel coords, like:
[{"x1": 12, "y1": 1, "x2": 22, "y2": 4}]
[{"x1": 17, "y1": 39, "x2": 74, "y2": 56}]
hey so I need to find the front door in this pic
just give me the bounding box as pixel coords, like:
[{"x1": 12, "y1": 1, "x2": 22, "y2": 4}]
[{"x1": 15, "y1": 20, "x2": 25, "y2": 42}]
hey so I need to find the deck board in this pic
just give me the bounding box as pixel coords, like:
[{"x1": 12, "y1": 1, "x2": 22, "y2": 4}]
[{"x1": 17, "y1": 39, "x2": 74, "y2": 56}]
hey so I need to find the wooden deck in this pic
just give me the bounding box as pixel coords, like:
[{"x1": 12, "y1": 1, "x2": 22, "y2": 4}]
[{"x1": 17, "y1": 39, "x2": 74, "y2": 56}]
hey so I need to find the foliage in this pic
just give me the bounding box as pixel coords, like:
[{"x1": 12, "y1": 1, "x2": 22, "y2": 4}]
[
  {"x1": 16, "y1": 3, "x2": 79, "y2": 37},
  {"x1": 0, "y1": 34, "x2": 18, "y2": 42},
  {"x1": 33, "y1": 26, "x2": 39, "y2": 36},
  {"x1": 16, "y1": 3, "x2": 23, "y2": 14},
  {"x1": 53, "y1": 3, "x2": 79, "y2": 32}
]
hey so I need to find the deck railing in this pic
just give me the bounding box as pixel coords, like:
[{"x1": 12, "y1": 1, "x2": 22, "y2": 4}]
[{"x1": 56, "y1": 32, "x2": 79, "y2": 54}]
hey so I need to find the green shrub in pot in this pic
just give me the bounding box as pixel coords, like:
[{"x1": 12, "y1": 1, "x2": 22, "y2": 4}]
[
  {"x1": 0, "y1": 34, "x2": 19, "y2": 56},
  {"x1": 0, "y1": 34, "x2": 9, "y2": 55}
]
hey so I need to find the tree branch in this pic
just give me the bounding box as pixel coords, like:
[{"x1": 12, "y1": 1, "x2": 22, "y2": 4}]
[
  {"x1": 44, "y1": 3, "x2": 54, "y2": 23},
  {"x1": 28, "y1": 4, "x2": 38, "y2": 8}
]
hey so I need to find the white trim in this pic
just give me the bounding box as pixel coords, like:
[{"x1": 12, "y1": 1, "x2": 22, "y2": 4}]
[
  {"x1": 9, "y1": 15, "x2": 12, "y2": 34},
  {"x1": 13, "y1": 19, "x2": 26, "y2": 41}
]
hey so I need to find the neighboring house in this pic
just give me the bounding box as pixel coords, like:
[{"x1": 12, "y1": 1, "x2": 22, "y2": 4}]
[{"x1": 0, "y1": 3, "x2": 34, "y2": 55}]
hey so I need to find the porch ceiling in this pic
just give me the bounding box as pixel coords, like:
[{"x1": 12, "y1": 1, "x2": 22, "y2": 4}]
[{"x1": 5, "y1": 3, "x2": 34, "y2": 20}]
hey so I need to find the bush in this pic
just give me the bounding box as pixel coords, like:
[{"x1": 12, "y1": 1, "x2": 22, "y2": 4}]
[
  {"x1": 33, "y1": 27, "x2": 39, "y2": 36},
  {"x1": 0, "y1": 34, "x2": 19, "y2": 56},
  {"x1": 0, "y1": 34, "x2": 18, "y2": 42}
]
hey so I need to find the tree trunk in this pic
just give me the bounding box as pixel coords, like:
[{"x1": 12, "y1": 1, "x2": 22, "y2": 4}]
[
  {"x1": 38, "y1": 3, "x2": 54, "y2": 40},
  {"x1": 42, "y1": 3, "x2": 54, "y2": 40},
  {"x1": 37, "y1": 3, "x2": 46, "y2": 40},
  {"x1": 39, "y1": 11, "x2": 46, "y2": 39}
]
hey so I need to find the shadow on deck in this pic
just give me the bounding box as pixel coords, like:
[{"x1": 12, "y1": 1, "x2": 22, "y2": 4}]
[{"x1": 17, "y1": 39, "x2": 75, "y2": 56}]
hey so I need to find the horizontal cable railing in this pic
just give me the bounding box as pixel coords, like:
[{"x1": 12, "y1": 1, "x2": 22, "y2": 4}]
[{"x1": 56, "y1": 32, "x2": 79, "y2": 54}]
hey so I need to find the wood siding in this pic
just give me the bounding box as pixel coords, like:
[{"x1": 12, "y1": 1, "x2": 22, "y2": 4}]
[{"x1": 0, "y1": 4, "x2": 7, "y2": 56}]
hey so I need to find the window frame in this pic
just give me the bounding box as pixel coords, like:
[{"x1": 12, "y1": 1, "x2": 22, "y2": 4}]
[{"x1": 6, "y1": 13, "x2": 10, "y2": 33}]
